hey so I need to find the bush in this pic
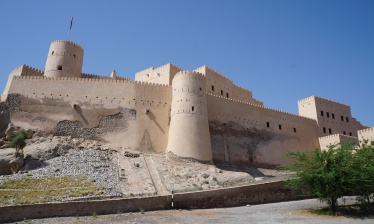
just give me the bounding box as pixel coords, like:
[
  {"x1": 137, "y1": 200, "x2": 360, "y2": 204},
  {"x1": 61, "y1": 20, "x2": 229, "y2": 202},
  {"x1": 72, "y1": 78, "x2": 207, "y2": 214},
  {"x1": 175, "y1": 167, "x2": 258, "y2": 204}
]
[{"x1": 283, "y1": 142, "x2": 374, "y2": 215}]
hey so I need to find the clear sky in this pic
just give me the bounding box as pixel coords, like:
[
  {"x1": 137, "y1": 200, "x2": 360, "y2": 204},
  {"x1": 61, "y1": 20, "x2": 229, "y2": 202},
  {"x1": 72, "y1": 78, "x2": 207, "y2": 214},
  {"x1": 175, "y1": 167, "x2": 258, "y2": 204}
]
[{"x1": 1, "y1": 0, "x2": 373, "y2": 126}]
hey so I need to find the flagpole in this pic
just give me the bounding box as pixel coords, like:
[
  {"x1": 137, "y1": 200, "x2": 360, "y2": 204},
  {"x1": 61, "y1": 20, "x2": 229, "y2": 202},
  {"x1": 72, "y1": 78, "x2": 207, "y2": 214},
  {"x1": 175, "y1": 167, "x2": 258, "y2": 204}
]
[{"x1": 68, "y1": 16, "x2": 73, "y2": 41}]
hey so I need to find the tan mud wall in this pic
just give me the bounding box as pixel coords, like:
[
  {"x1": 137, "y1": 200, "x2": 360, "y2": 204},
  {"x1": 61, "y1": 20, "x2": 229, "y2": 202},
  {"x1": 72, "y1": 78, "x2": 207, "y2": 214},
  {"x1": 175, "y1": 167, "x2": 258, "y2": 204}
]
[
  {"x1": 298, "y1": 96, "x2": 366, "y2": 137},
  {"x1": 0, "y1": 181, "x2": 305, "y2": 223},
  {"x1": 207, "y1": 94, "x2": 319, "y2": 167},
  {"x1": 3, "y1": 76, "x2": 172, "y2": 153}
]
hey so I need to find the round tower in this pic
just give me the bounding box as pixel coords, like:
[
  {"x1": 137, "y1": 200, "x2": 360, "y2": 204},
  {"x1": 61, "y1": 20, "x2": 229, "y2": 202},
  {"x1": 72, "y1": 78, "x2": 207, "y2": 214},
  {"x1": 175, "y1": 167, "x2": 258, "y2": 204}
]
[
  {"x1": 44, "y1": 40, "x2": 84, "y2": 78},
  {"x1": 167, "y1": 71, "x2": 212, "y2": 161}
]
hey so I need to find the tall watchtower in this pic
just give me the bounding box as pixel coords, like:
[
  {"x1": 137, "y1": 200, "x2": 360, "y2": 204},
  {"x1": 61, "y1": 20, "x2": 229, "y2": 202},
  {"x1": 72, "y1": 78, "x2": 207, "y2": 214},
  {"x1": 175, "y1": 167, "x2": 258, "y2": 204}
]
[
  {"x1": 167, "y1": 71, "x2": 212, "y2": 161},
  {"x1": 44, "y1": 40, "x2": 84, "y2": 78}
]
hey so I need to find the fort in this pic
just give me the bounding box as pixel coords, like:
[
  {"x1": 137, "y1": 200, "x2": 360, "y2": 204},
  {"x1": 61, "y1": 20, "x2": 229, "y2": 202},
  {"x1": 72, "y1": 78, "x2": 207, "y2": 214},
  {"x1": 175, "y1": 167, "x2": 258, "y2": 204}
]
[{"x1": 1, "y1": 40, "x2": 373, "y2": 167}]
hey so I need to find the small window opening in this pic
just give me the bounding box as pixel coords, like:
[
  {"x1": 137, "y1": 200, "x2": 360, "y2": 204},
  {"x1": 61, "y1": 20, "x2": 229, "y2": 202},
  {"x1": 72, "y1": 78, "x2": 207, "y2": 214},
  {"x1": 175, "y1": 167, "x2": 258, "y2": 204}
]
[
  {"x1": 221, "y1": 90, "x2": 223, "y2": 95},
  {"x1": 199, "y1": 87, "x2": 202, "y2": 91},
  {"x1": 222, "y1": 123, "x2": 227, "y2": 126},
  {"x1": 293, "y1": 128, "x2": 297, "y2": 133},
  {"x1": 343, "y1": 131, "x2": 346, "y2": 135},
  {"x1": 327, "y1": 112, "x2": 330, "y2": 118},
  {"x1": 212, "y1": 85, "x2": 215, "y2": 91},
  {"x1": 321, "y1": 111, "x2": 324, "y2": 116},
  {"x1": 323, "y1": 127, "x2": 326, "y2": 133},
  {"x1": 57, "y1": 65, "x2": 62, "y2": 70},
  {"x1": 332, "y1": 114, "x2": 335, "y2": 119},
  {"x1": 329, "y1": 128, "x2": 332, "y2": 134},
  {"x1": 73, "y1": 54, "x2": 76, "y2": 58},
  {"x1": 349, "y1": 132, "x2": 352, "y2": 136},
  {"x1": 226, "y1": 93, "x2": 229, "y2": 98},
  {"x1": 266, "y1": 122, "x2": 270, "y2": 128},
  {"x1": 341, "y1": 116, "x2": 344, "y2": 121},
  {"x1": 51, "y1": 51, "x2": 54, "y2": 55},
  {"x1": 279, "y1": 125, "x2": 282, "y2": 130},
  {"x1": 192, "y1": 106, "x2": 194, "y2": 112},
  {"x1": 146, "y1": 74, "x2": 149, "y2": 77},
  {"x1": 346, "y1": 117, "x2": 349, "y2": 122},
  {"x1": 157, "y1": 73, "x2": 160, "y2": 77}
]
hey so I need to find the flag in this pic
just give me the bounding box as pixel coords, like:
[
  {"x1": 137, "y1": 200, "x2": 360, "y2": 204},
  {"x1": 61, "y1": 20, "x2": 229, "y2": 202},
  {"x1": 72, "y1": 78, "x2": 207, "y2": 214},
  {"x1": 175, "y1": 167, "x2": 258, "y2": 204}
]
[{"x1": 70, "y1": 16, "x2": 73, "y2": 30}]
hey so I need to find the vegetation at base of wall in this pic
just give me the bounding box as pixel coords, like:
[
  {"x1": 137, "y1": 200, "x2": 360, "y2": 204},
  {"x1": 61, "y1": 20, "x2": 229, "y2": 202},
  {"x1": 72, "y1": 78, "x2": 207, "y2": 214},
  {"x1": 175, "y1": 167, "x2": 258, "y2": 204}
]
[
  {"x1": 282, "y1": 141, "x2": 374, "y2": 215},
  {"x1": 5, "y1": 129, "x2": 27, "y2": 153},
  {"x1": 0, "y1": 175, "x2": 104, "y2": 206}
]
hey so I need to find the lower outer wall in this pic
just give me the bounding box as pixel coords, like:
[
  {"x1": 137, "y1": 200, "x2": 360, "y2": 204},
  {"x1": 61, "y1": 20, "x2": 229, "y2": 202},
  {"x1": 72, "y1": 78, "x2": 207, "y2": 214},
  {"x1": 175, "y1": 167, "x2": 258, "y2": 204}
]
[{"x1": 0, "y1": 181, "x2": 306, "y2": 222}]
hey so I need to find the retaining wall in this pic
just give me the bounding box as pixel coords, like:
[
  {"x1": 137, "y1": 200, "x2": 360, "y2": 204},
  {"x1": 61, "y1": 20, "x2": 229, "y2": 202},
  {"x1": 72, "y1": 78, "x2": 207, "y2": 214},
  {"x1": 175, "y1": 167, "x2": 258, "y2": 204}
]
[{"x1": 0, "y1": 180, "x2": 304, "y2": 222}]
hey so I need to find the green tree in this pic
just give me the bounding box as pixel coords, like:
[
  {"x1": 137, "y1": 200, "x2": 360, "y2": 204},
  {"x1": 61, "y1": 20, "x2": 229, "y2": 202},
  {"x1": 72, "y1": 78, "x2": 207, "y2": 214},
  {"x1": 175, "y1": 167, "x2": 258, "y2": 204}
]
[
  {"x1": 350, "y1": 141, "x2": 374, "y2": 211},
  {"x1": 283, "y1": 143, "x2": 357, "y2": 215},
  {"x1": 6, "y1": 129, "x2": 27, "y2": 155}
]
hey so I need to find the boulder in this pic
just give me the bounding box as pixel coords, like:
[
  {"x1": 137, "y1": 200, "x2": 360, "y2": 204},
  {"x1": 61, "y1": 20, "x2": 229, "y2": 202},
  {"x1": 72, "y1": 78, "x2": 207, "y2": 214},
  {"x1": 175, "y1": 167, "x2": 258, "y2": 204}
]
[
  {"x1": 0, "y1": 106, "x2": 10, "y2": 136},
  {"x1": 19, "y1": 159, "x2": 44, "y2": 171},
  {"x1": 0, "y1": 148, "x2": 23, "y2": 175},
  {"x1": 23, "y1": 141, "x2": 73, "y2": 161}
]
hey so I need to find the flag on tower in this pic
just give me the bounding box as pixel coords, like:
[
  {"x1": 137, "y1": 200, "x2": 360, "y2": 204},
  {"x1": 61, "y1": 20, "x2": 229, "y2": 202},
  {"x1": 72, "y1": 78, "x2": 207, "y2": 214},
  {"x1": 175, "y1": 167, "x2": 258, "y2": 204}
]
[{"x1": 70, "y1": 16, "x2": 74, "y2": 30}]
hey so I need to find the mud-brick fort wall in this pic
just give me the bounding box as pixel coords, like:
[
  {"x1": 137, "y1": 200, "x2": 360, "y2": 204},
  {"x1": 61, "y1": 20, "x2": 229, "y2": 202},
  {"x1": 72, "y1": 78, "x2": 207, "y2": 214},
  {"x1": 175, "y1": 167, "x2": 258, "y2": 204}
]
[
  {"x1": 44, "y1": 40, "x2": 84, "y2": 78},
  {"x1": 298, "y1": 96, "x2": 366, "y2": 137},
  {"x1": 194, "y1": 66, "x2": 264, "y2": 106},
  {"x1": 167, "y1": 71, "x2": 212, "y2": 161},
  {"x1": 135, "y1": 63, "x2": 183, "y2": 85},
  {"x1": 358, "y1": 127, "x2": 374, "y2": 144},
  {"x1": 3, "y1": 75, "x2": 172, "y2": 153},
  {"x1": 206, "y1": 94, "x2": 319, "y2": 167},
  {"x1": 319, "y1": 134, "x2": 359, "y2": 151}
]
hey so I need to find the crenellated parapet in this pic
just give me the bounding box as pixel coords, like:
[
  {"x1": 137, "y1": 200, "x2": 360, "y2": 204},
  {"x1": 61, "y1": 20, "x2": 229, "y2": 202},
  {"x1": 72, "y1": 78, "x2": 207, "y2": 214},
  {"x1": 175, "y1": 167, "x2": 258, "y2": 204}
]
[
  {"x1": 206, "y1": 93, "x2": 315, "y2": 122},
  {"x1": 82, "y1": 73, "x2": 129, "y2": 81},
  {"x1": 298, "y1": 95, "x2": 350, "y2": 107},
  {"x1": 51, "y1": 40, "x2": 84, "y2": 50},
  {"x1": 358, "y1": 127, "x2": 374, "y2": 134}
]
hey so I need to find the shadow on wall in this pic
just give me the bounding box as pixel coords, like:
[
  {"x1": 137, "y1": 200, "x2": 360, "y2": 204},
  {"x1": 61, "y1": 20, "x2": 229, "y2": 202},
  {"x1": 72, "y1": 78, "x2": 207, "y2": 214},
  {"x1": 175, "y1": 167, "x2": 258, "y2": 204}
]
[
  {"x1": 209, "y1": 120, "x2": 274, "y2": 167},
  {"x1": 145, "y1": 109, "x2": 165, "y2": 134},
  {"x1": 73, "y1": 104, "x2": 88, "y2": 125}
]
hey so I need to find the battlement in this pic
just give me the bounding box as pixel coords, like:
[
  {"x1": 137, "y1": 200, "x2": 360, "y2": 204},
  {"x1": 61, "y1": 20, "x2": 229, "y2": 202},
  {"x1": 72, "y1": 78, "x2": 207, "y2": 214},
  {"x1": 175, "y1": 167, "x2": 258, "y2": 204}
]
[
  {"x1": 298, "y1": 95, "x2": 349, "y2": 107},
  {"x1": 358, "y1": 127, "x2": 374, "y2": 133},
  {"x1": 20, "y1": 65, "x2": 44, "y2": 75},
  {"x1": 174, "y1": 70, "x2": 205, "y2": 80},
  {"x1": 195, "y1": 65, "x2": 233, "y2": 82},
  {"x1": 12, "y1": 75, "x2": 171, "y2": 88},
  {"x1": 51, "y1": 40, "x2": 84, "y2": 50},
  {"x1": 82, "y1": 73, "x2": 129, "y2": 81},
  {"x1": 206, "y1": 93, "x2": 315, "y2": 122},
  {"x1": 319, "y1": 133, "x2": 358, "y2": 141}
]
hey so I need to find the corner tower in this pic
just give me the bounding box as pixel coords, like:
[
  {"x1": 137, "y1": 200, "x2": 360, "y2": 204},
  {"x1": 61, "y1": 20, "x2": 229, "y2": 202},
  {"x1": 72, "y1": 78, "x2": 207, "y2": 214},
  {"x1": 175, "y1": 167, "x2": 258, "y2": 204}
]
[
  {"x1": 44, "y1": 40, "x2": 84, "y2": 78},
  {"x1": 167, "y1": 71, "x2": 212, "y2": 161}
]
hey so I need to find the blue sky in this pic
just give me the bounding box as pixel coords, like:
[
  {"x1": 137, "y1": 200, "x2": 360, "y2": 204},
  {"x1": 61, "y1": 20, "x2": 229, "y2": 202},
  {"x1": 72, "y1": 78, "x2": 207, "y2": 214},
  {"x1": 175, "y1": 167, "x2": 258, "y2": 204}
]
[{"x1": 1, "y1": 0, "x2": 373, "y2": 126}]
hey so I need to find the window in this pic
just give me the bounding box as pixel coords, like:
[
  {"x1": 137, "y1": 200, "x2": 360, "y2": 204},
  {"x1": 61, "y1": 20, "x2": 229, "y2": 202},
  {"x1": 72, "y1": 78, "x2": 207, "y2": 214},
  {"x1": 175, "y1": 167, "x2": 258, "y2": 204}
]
[
  {"x1": 343, "y1": 131, "x2": 346, "y2": 135},
  {"x1": 279, "y1": 125, "x2": 282, "y2": 130},
  {"x1": 349, "y1": 132, "x2": 352, "y2": 136},
  {"x1": 199, "y1": 87, "x2": 202, "y2": 91},
  {"x1": 221, "y1": 90, "x2": 223, "y2": 95},
  {"x1": 321, "y1": 111, "x2": 324, "y2": 116},
  {"x1": 323, "y1": 127, "x2": 326, "y2": 133},
  {"x1": 226, "y1": 93, "x2": 229, "y2": 98},
  {"x1": 329, "y1": 128, "x2": 332, "y2": 134},
  {"x1": 341, "y1": 116, "x2": 344, "y2": 121},
  {"x1": 332, "y1": 113, "x2": 335, "y2": 119},
  {"x1": 346, "y1": 117, "x2": 349, "y2": 122},
  {"x1": 51, "y1": 51, "x2": 54, "y2": 55},
  {"x1": 266, "y1": 122, "x2": 270, "y2": 128},
  {"x1": 212, "y1": 85, "x2": 215, "y2": 91},
  {"x1": 327, "y1": 112, "x2": 330, "y2": 118},
  {"x1": 192, "y1": 106, "x2": 194, "y2": 112},
  {"x1": 293, "y1": 128, "x2": 297, "y2": 133},
  {"x1": 57, "y1": 65, "x2": 62, "y2": 70}
]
